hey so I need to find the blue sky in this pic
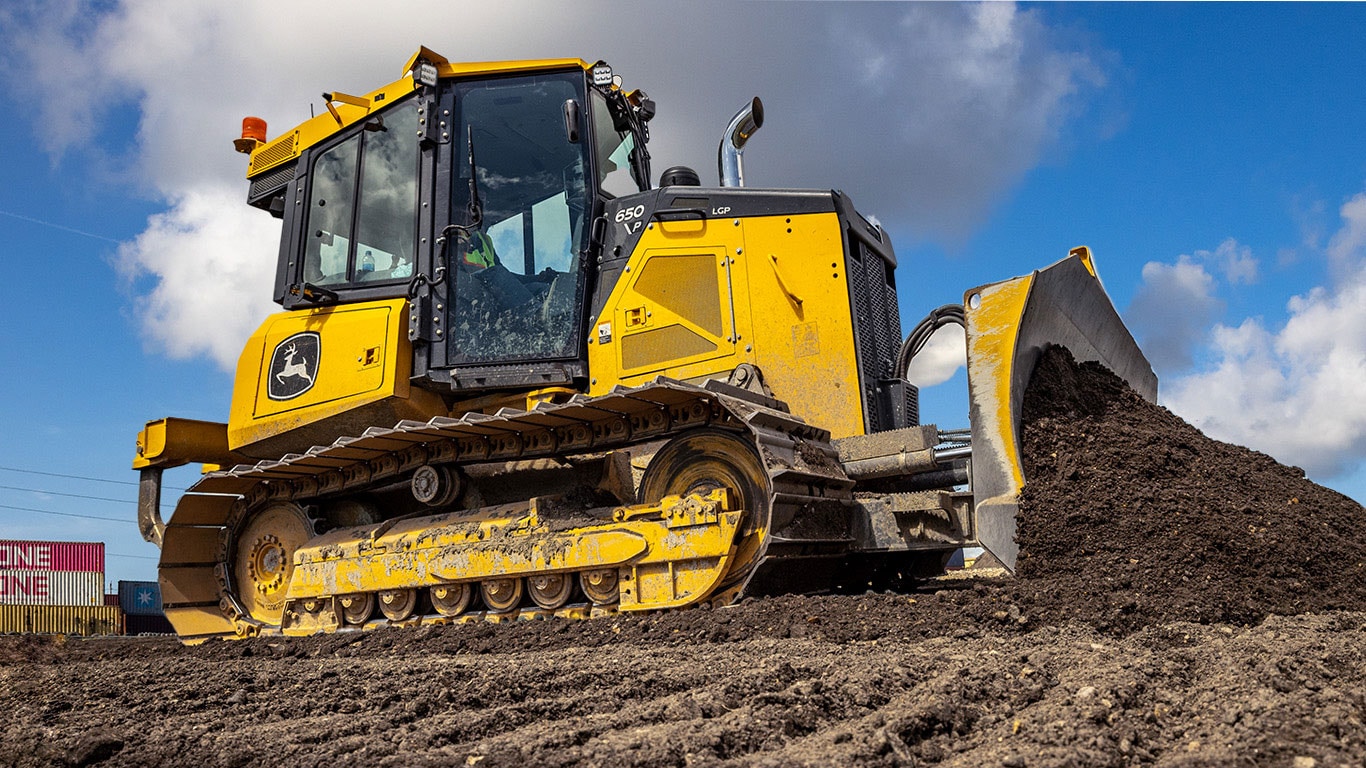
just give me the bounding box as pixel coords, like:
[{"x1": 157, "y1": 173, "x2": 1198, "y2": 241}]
[{"x1": 0, "y1": 2, "x2": 1362, "y2": 587}]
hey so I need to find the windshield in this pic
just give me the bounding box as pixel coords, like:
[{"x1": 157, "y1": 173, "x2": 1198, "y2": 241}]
[{"x1": 448, "y1": 71, "x2": 590, "y2": 365}]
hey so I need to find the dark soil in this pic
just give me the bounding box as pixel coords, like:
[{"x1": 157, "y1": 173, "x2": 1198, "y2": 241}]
[
  {"x1": 2, "y1": 347, "x2": 1362, "y2": 767},
  {"x1": 1011, "y1": 347, "x2": 1366, "y2": 634}
]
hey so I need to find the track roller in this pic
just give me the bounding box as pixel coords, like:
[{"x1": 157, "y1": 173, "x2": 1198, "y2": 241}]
[
  {"x1": 580, "y1": 569, "x2": 620, "y2": 605},
  {"x1": 431, "y1": 583, "x2": 473, "y2": 617},
  {"x1": 481, "y1": 578, "x2": 524, "y2": 612},
  {"x1": 411, "y1": 464, "x2": 462, "y2": 507},
  {"x1": 339, "y1": 593, "x2": 375, "y2": 626},
  {"x1": 527, "y1": 573, "x2": 574, "y2": 610},
  {"x1": 378, "y1": 588, "x2": 418, "y2": 621}
]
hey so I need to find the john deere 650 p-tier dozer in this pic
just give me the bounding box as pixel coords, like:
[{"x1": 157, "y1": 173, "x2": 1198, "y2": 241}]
[{"x1": 134, "y1": 48, "x2": 1155, "y2": 643}]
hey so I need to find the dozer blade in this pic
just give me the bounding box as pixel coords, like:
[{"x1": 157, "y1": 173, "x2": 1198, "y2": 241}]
[{"x1": 964, "y1": 247, "x2": 1156, "y2": 572}]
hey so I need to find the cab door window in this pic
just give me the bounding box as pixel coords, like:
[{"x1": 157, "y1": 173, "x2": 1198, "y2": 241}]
[
  {"x1": 589, "y1": 91, "x2": 637, "y2": 199},
  {"x1": 303, "y1": 100, "x2": 419, "y2": 288},
  {"x1": 305, "y1": 139, "x2": 358, "y2": 286}
]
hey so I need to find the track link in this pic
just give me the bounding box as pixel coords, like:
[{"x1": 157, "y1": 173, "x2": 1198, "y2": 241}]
[{"x1": 156, "y1": 378, "x2": 853, "y2": 642}]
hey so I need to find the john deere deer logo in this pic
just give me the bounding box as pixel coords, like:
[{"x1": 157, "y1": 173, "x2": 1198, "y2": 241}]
[{"x1": 267, "y1": 332, "x2": 321, "y2": 400}]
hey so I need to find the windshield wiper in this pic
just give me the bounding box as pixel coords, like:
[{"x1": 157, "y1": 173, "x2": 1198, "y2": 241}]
[
  {"x1": 432, "y1": 125, "x2": 485, "y2": 257},
  {"x1": 419, "y1": 125, "x2": 484, "y2": 298},
  {"x1": 464, "y1": 124, "x2": 483, "y2": 229}
]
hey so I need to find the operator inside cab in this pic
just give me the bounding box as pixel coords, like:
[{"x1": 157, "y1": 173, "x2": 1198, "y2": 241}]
[{"x1": 462, "y1": 232, "x2": 497, "y2": 270}]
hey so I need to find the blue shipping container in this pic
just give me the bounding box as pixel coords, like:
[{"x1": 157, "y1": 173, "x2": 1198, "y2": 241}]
[{"x1": 117, "y1": 580, "x2": 163, "y2": 616}]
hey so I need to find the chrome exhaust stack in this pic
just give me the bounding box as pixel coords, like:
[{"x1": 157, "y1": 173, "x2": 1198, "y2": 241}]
[{"x1": 719, "y1": 97, "x2": 764, "y2": 187}]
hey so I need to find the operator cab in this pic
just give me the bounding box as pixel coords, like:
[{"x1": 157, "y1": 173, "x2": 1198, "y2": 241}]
[{"x1": 268, "y1": 59, "x2": 655, "y2": 394}]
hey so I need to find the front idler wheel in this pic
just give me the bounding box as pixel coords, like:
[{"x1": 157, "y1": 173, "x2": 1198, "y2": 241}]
[
  {"x1": 639, "y1": 429, "x2": 770, "y2": 532},
  {"x1": 230, "y1": 502, "x2": 316, "y2": 627}
]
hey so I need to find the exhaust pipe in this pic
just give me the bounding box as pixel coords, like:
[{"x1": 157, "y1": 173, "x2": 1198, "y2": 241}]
[{"x1": 719, "y1": 97, "x2": 764, "y2": 187}]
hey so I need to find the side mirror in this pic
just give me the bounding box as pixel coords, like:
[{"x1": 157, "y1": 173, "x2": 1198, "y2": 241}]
[{"x1": 563, "y1": 99, "x2": 581, "y2": 144}]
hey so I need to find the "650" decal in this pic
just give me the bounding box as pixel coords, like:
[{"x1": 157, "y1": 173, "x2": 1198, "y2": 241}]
[
  {"x1": 616, "y1": 204, "x2": 648, "y2": 235},
  {"x1": 614, "y1": 205, "x2": 646, "y2": 223}
]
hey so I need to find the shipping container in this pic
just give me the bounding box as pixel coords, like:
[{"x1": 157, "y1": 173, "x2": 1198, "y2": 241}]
[
  {"x1": 0, "y1": 605, "x2": 122, "y2": 636},
  {"x1": 104, "y1": 593, "x2": 120, "y2": 606},
  {"x1": 124, "y1": 613, "x2": 174, "y2": 635},
  {"x1": 0, "y1": 570, "x2": 104, "y2": 606},
  {"x1": 0, "y1": 540, "x2": 104, "y2": 572},
  {"x1": 117, "y1": 580, "x2": 164, "y2": 616}
]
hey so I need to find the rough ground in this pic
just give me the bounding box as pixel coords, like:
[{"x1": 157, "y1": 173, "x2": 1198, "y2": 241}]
[{"x1": 2, "y1": 348, "x2": 1363, "y2": 767}]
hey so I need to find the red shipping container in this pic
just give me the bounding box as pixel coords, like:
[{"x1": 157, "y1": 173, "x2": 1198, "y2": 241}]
[{"x1": 0, "y1": 541, "x2": 104, "y2": 572}]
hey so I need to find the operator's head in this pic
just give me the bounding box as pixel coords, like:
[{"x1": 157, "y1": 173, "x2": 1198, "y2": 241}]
[{"x1": 463, "y1": 230, "x2": 497, "y2": 269}]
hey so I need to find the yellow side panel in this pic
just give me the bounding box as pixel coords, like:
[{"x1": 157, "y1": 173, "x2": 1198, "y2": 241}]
[
  {"x1": 228, "y1": 299, "x2": 411, "y2": 451},
  {"x1": 740, "y1": 213, "x2": 864, "y2": 439},
  {"x1": 590, "y1": 212, "x2": 864, "y2": 438},
  {"x1": 588, "y1": 218, "x2": 746, "y2": 390}
]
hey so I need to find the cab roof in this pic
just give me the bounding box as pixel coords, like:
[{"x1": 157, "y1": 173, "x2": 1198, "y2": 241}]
[{"x1": 245, "y1": 47, "x2": 593, "y2": 180}]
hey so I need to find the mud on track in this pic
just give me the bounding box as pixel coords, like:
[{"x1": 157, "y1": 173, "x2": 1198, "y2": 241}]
[{"x1": 2, "y1": 347, "x2": 1363, "y2": 766}]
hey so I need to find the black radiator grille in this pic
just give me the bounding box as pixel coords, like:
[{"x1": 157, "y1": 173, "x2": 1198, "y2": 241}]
[{"x1": 847, "y1": 236, "x2": 902, "y2": 433}]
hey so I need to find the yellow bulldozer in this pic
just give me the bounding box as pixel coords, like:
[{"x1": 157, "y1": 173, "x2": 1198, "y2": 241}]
[{"x1": 133, "y1": 48, "x2": 1155, "y2": 643}]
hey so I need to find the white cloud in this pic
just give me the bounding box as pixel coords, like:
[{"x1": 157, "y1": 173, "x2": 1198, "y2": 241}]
[
  {"x1": 1161, "y1": 199, "x2": 1366, "y2": 482},
  {"x1": 0, "y1": 1, "x2": 111, "y2": 158},
  {"x1": 1125, "y1": 237, "x2": 1263, "y2": 373},
  {"x1": 1209, "y1": 237, "x2": 1258, "y2": 285},
  {"x1": 1126, "y1": 255, "x2": 1222, "y2": 372},
  {"x1": 811, "y1": 2, "x2": 1105, "y2": 240},
  {"x1": 904, "y1": 324, "x2": 967, "y2": 389},
  {"x1": 116, "y1": 184, "x2": 280, "y2": 367},
  {"x1": 1327, "y1": 192, "x2": 1366, "y2": 277},
  {"x1": 3, "y1": 0, "x2": 1107, "y2": 370}
]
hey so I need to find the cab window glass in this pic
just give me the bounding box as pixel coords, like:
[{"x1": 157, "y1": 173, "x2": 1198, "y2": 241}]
[
  {"x1": 590, "y1": 92, "x2": 637, "y2": 198},
  {"x1": 304, "y1": 138, "x2": 357, "y2": 286},
  {"x1": 354, "y1": 106, "x2": 419, "y2": 282},
  {"x1": 302, "y1": 99, "x2": 419, "y2": 288},
  {"x1": 487, "y1": 213, "x2": 525, "y2": 274},
  {"x1": 449, "y1": 71, "x2": 590, "y2": 364}
]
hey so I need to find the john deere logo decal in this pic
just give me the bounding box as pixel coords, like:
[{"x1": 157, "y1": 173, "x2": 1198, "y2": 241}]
[{"x1": 268, "y1": 332, "x2": 320, "y2": 400}]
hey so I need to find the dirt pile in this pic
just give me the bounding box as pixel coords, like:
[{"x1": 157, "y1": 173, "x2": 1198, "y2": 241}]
[{"x1": 1008, "y1": 346, "x2": 1366, "y2": 633}]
